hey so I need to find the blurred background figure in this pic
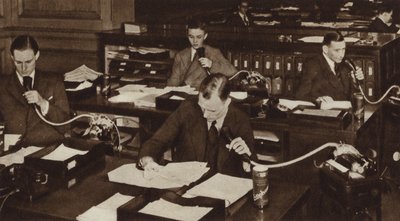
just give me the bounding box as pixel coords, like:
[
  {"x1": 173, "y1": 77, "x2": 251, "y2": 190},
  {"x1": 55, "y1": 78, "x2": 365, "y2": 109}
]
[
  {"x1": 369, "y1": 3, "x2": 400, "y2": 33},
  {"x1": 228, "y1": 0, "x2": 253, "y2": 27}
]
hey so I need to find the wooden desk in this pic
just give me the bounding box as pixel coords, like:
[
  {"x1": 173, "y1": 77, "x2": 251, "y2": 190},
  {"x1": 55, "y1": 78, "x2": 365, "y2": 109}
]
[
  {"x1": 70, "y1": 94, "x2": 381, "y2": 162},
  {"x1": 2, "y1": 156, "x2": 310, "y2": 221}
]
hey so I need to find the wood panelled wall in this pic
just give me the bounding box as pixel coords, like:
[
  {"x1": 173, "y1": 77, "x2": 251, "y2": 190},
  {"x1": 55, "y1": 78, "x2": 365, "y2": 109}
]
[{"x1": 0, "y1": 0, "x2": 135, "y2": 75}]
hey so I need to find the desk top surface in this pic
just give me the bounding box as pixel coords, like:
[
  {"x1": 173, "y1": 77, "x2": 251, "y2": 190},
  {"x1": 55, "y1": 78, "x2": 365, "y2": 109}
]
[
  {"x1": 4, "y1": 156, "x2": 310, "y2": 221},
  {"x1": 71, "y1": 93, "x2": 380, "y2": 134}
]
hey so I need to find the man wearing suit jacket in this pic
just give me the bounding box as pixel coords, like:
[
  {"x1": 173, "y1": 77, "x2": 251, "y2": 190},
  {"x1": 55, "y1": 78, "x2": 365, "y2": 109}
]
[
  {"x1": 140, "y1": 74, "x2": 254, "y2": 177},
  {"x1": 167, "y1": 19, "x2": 237, "y2": 89},
  {"x1": 0, "y1": 35, "x2": 70, "y2": 147},
  {"x1": 228, "y1": 0, "x2": 253, "y2": 27},
  {"x1": 295, "y1": 32, "x2": 364, "y2": 103},
  {"x1": 369, "y1": 4, "x2": 400, "y2": 33}
]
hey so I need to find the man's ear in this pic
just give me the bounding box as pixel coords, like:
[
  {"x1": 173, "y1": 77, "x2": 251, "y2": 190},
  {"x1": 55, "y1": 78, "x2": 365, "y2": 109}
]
[
  {"x1": 204, "y1": 33, "x2": 208, "y2": 41},
  {"x1": 35, "y1": 51, "x2": 40, "y2": 60},
  {"x1": 322, "y1": 45, "x2": 328, "y2": 54}
]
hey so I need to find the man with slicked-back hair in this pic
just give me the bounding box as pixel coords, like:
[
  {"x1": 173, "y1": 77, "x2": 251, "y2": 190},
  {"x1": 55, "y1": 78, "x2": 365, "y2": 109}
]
[
  {"x1": 0, "y1": 35, "x2": 70, "y2": 147},
  {"x1": 139, "y1": 73, "x2": 254, "y2": 177}
]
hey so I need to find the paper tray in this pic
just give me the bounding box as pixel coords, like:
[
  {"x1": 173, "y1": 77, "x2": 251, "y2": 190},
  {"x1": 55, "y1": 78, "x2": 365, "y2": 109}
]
[
  {"x1": 117, "y1": 189, "x2": 225, "y2": 221},
  {"x1": 24, "y1": 138, "x2": 109, "y2": 179}
]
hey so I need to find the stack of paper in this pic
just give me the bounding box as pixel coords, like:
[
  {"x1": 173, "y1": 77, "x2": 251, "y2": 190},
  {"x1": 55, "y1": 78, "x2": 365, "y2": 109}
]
[
  {"x1": 107, "y1": 92, "x2": 157, "y2": 108},
  {"x1": 277, "y1": 99, "x2": 315, "y2": 110},
  {"x1": 108, "y1": 161, "x2": 209, "y2": 189},
  {"x1": 41, "y1": 144, "x2": 88, "y2": 161},
  {"x1": 184, "y1": 173, "x2": 253, "y2": 207},
  {"x1": 76, "y1": 193, "x2": 134, "y2": 221},
  {"x1": 64, "y1": 65, "x2": 103, "y2": 82},
  {"x1": 139, "y1": 199, "x2": 212, "y2": 221},
  {"x1": 65, "y1": 81, "x2": 93, "y2": 92}
]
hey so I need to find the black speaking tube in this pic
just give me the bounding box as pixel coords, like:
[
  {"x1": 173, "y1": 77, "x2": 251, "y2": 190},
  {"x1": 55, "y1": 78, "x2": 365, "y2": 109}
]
[
  {"x1": 220, "y1": 126, "x2": 251, "y2": 163},
  {"x1": 344, "y1": 58, "x2": 363, "y2": 88},
  {"x1": 196, "y1": 47, "x2": 211, "y2": 75},
  {"x1": 23, "y1": 76, "x2": 33, "y2": 91}
]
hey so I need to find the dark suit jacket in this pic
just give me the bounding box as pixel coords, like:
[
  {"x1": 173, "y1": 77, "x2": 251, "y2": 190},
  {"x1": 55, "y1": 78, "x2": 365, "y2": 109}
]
[
  {"x1": 139, "y1": 99, "x2": 254, "y2": 177},
  {"x1": 369, "y1": 17, "x2": 399, "y2": 33},
  {"x1": 0, "y1": 71, "x2": 70, "y2": 147},
  {"x1": 228, "y1": 12, "x2": 253, "y2": 27},
  {"x1": 295, "y1": 55, "x2": 355, "y2": 102},
  {"x1": 167, "y1": 45, "x2": 237, "y2": 89}
]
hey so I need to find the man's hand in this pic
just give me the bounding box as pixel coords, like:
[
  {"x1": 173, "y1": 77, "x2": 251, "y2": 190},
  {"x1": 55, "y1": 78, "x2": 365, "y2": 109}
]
[
  {"x1": 23, "y1": 90, "x2": 48, "y2": 111},
  {"x1": 198, "y1": 57, "x2": 212, "y2": 68},
  {"x1": 316, "y1": 96, "x2": 333, "y2": 104},
  {"x1": 353, "y1": 67, "x2": 364, "y2": 82},
  {"x1": 226, "y1": 137, "x2": 251, "y2": 157},
  {"x1": 139, "y1": 156, "x2": 162, "y2": 171}
]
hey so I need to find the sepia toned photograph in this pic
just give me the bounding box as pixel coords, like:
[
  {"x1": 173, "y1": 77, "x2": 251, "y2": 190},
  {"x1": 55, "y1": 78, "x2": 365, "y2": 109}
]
[{"x1": 1, "y1": 0, "x2": 400, "y2": 220}]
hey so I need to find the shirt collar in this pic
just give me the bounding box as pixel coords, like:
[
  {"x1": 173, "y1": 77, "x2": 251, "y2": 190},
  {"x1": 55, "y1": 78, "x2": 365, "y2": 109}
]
[
  {"x1": 322, "y1": 53, "x2": 336, "y2": 74},
  {"x1": 207, "y1": 98, "x2": 231, "y2": 131},
  {"x1": 16, "y1": 70, "x2": 36, "y2": 87},
  {"x1": 191, "y1": 47, "x2": 197, "y2": 62}
]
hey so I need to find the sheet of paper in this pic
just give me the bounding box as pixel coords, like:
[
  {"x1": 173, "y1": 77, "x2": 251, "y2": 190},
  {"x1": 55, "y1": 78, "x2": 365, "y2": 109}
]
[
  {"x1": 139, "y1": 199, "x2": 212, "y2": 221},
  {"x1": 108, "y1": 92, "x2": 147, "y2": 103},
  {"x1": 4, "y1": 134, "x2": 21, "y2": 151},
  {"x1": 65, "y1": 81, "x2": 93, "y2": 91},
  {"x1": 230, "y1": 91, "x2": 248, "y2": 100},
  {"x1": 41, "y1": 144, "x2": 88, "y2": 161},
  {"x1": 0, "y1": 146, "x2": 42, "y2": 166},
  {"x1": 320, "y1": 101, "x2": 351, "y2": 110},
  {"x1": 298, "y1": 35, "x2": 360, "y2": 43},
  {"x1": 108, "y1": 162, "x2": 209, "y2": 189},
  {"x1": 116, "y1": 84, "x2": 147, "y2": 92},
  {"x1": 184, "y1": 173, "x2": 252, "y2": 207},
  {"x1": 164, "y1": 85, "x2": 198, "y2": 95},
  {"x1": 253, "y1": 130, "x2": 279, "y2": 142},
  {"x1": 170, "y1": 95, "x2": 185, "y2": 100},
  {"x1": 293, "y1": 109, "x2": 342, "y2": 118},
  {"x1": 278, "y1": 99, "x2": 315, "y2": 110},
  {"x1": 77, "y1": 193, "x2": 134, "y2": 221}
]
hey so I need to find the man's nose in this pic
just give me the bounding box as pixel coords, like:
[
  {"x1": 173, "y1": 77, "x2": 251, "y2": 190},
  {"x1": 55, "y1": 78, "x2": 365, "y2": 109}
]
[{"x1": 22, "y1": 63, "x2": 27, "y2": 71}]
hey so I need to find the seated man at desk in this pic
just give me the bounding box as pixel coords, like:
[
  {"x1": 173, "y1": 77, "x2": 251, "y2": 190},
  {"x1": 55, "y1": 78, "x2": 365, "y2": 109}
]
[
  {"x1": 140, "y1": 74, "x2": 254, "y2": 177},
  {"x1": 167, "y1": 19, "x2": 237, "y2": 89},
  {"x1": 295, "y1": 32, "x2": 364, "y2": 103},
  {"x1": 0, "y1": 35, "x2": 70, "y2": 147},
  {"x1": 227, "y1": 0, "x2": 253, "y2": 27},
  {"x1": 369, "y1": 3, "x2": 400, "y2": 33}
]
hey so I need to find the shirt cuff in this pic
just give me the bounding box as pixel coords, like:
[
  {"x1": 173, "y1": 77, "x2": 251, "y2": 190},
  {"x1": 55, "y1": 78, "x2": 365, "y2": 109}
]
[{"x1": 41, "y1": 100, "x2": 49, "y2": 116}]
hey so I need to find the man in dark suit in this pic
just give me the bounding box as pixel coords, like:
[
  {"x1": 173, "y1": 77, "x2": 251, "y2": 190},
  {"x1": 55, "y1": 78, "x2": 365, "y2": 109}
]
[
  {"x1": 369, "y1": 3, "x2": 400, "y2": 33},
  {"x1": 295, "y1": 32, "x2": 364, "y2": 103},
  {"x1": 140, "y1": 74, "x2": 254, "y2": 177},
  {"x1": 167, "y1": 19, "x2": 237, "y2": 89},
  {"x1": 228, "y1": 0, "x2": 253, "y2": 27},
  {"x1": 0, "y1": 35, "x2": 70, "y2": 147}
]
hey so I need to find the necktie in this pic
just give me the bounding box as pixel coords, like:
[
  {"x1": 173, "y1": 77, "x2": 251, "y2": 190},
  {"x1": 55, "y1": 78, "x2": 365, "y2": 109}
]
[
  {"x1": 205, "y1": 121, "x2": 218, "y2": 169},
  {"x1": 244, "y1": 15, "x2": 249, "y2": 26},
  {"x1": 23, "y1": 76, "x2": 32, "y2": 90},
  {"x1": 334, "y1": 63, "x2": 340, "y2": 75}
]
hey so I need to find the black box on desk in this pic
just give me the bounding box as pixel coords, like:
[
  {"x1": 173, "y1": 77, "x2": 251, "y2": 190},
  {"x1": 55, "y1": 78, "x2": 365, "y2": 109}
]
[
  {"x1": 319, "y1": 167, "x2": 381, "y2": 210},
  {"x1": 288, "y1": 109, "x2": 351, "y2": 129},
  {"x1": 232, "y1": 96, "x2": 264, "y2": 118},
  {"x1": 19, "y1": 138, "x2": 110, "y2": 200},
  {"x1": 156, "y1": 91, "x2": 196, "y2": 111},
  {"x1": 117, "y1": 189, "x2": 225, "y2": 221}
]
